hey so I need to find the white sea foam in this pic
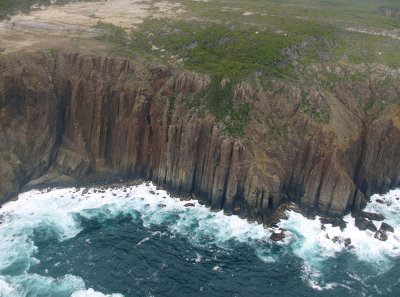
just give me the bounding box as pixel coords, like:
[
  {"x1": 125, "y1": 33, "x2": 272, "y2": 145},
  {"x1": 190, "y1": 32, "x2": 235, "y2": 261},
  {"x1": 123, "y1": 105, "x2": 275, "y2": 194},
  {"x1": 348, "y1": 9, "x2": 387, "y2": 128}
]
[
  {"x1": 0, "y1": 183, "x2": 399, "y2": 294},
  {"x1": 0, "y1": 278, "x2": 18, "y2": 296},
  {"x1": 301, "y1": 265, "x2": 338, "y2": 291},
  {"x1": 0, "y1": 273, "x2": 86, "y2": 297},
  {"x1": 279, "y1": 190, "x2": 400, "y2": 267},
  {"x1": 212, "y1": 265, "x2": 221, "y2": 271},
  {"x1": 71, "y1": 288, "x2": 124, "y2": 297},
  {"x1": 278, "y1": 189, "x2": 400, "y2": 291},
  {"x1": 0, "y1": 183, "x2": 273, "y2": 296},
  {"x1": 137, "y1": 237, "x2": 150, "y2": 246},
  {"x1": 69, "y1": 184, "x2": 272, "y2": 251},
  {"x1": 366, "y1": 188, "x2": 400, "y2": 227},
  {"x1": 194, "y1": 253, "x2": 202, "y2": 263}
]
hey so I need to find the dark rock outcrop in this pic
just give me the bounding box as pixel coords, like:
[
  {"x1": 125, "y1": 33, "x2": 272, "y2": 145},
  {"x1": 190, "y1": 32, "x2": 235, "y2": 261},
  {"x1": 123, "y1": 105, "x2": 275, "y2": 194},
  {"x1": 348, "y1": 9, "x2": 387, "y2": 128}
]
[
  {"x1": 0, "y1": 53, "x2": 399, "y2": 224},
  {"x1": 375, "y1": 229, "x2": 388, "y2": 241},
  {"x1": 380, "y1": 222, "x2": 394, "y2": 233},
  {"x1": 360, "y1": 211, "x2": 385, "y2": 221},
  {"x1": 270, "y1": 231, "x2": 286, "y2": 242},
  {"x1": 320, "y1": 216, "x2": 347, "y2": 230},
  {"x1": 355, "y1": 217, "x2": 377, "y2": 232}
]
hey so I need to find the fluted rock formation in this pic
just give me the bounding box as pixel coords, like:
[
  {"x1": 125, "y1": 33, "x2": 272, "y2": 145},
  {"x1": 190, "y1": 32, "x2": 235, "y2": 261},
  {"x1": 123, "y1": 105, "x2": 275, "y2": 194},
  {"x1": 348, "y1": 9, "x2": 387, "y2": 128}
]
[{"x1": 0, "y1": 53, "x2": 399, "y2": 222}]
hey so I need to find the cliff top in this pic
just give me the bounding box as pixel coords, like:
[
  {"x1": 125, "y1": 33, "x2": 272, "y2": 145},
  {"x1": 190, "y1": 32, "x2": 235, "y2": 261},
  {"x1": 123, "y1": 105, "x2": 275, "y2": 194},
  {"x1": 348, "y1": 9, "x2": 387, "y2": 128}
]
[
  {"x1": 0, "y1": 0, "x2": 399, "y2": 138},
  {"x1": 0, "y1": 0, "x2": 399, "y2": 68}
]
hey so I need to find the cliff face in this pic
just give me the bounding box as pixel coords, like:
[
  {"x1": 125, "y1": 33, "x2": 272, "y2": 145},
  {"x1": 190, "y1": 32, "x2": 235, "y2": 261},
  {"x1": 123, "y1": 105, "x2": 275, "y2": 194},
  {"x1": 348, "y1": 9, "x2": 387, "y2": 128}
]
[{"x1": 0, "y1": 53, "x2": 399, "y2": 222}]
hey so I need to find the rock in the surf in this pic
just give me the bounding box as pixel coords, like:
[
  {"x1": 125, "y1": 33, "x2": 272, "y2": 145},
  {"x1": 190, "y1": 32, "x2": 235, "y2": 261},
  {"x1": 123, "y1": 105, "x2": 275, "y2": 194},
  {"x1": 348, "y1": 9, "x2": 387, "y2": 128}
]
[
  {"x1": 374, "y1": 230, "x2": 388, "y2": 241},
  {"x1": 361, "y1": 211, "x2": 385, "y2": 221},
  {"x1": 379, "y1": 222, "x2": 394, "y2": 233},
  {"x1": 270, "y1": 231, "x2": 286, "y2": 242},
  {"x1": 355, "y1": 217, "x2": 377, "y2": 232}
]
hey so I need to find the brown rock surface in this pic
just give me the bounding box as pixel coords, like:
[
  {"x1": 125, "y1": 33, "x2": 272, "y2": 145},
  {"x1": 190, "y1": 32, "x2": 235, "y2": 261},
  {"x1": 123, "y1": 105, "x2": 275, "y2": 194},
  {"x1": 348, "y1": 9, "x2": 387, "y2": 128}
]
[
  {"x1": 0, "y1": 53, "x2": 399, "y2": 224},
  {"x1": 355, "y1": 217, "x2": 377, "y2": 232},
  {"x1": 270, "y1": 231, "x2": 286, "y2": 242},
  {"x1": 380, "y1": 222, "x2": 394, "y2": 233}
]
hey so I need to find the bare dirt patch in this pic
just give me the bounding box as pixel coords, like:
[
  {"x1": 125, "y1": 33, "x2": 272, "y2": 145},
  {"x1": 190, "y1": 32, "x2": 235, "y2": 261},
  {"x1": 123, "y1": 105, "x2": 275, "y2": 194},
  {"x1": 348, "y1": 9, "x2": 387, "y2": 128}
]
[
  {"x1": 345, "y1": 26, "x2": 400, "y2": 40},
  {"x1": 0, "y1": 0, "x2": 183, "y2": 54}
]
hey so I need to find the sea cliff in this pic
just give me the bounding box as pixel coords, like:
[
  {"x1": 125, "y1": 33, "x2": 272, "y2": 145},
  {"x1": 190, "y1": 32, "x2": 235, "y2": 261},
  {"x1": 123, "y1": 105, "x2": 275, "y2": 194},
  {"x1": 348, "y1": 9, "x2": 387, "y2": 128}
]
[{"x1": 1, "y1": 53, "x2": 399, "y2": 224}]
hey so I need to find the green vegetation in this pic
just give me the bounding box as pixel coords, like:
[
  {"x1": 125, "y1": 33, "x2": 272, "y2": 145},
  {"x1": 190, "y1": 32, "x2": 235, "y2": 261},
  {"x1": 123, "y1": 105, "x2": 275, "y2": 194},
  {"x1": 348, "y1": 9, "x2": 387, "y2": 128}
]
[
  {"x1": 37, "y1": 48, "x2": 59, "y2": 55},
  {"x1": 93, "y1": 17, "x2": 335, "y2": 136},
  {"x1": 196, "y1": 78, "x2": 252, "y2": 137},
  {"x1": 95, "y1": 16, "x2": 335, "y2": 79},
  {"x1": 94, "y1": 21, "x2": 127, "y2": 45},
  {"x1": 0, "y1": 0, "x2": 49, "y2": 20},
  {"x1": 3, "y1": 0, "x2": 399, "y2": 136},
  {"x1": 142, "y1": 20, "x2": 332, "y2": 79},
  {"x1": 167, "y1": 96, "x2": 177, "y2": 126},
  {"x1": 301, "y1": 95, "x2": 331, "y2": 124},
  {"x1": 177, "y1": 0, "x2": 400, "y2": 30}
]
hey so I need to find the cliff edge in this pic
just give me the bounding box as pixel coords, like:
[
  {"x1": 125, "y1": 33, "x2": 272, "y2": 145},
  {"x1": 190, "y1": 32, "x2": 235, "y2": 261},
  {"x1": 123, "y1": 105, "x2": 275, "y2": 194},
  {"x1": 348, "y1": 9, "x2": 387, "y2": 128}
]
[{"x1": 1, "y1": 53, "x2": 399, "y2": 224}]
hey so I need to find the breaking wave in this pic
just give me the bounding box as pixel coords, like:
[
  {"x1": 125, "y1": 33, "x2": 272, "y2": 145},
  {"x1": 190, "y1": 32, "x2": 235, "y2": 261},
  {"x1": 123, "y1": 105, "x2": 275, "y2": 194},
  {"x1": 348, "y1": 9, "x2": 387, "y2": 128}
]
[{"x1": 0, "y1": 184, "x2": 399, "y2": 296}]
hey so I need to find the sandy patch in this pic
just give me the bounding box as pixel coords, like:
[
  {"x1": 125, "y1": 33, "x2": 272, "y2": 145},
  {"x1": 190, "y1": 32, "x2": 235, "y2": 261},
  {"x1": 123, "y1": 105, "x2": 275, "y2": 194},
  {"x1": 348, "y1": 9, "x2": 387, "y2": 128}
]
[
  {"x1": 345, "y1": 26, "x2": 400, "y2": 40},
  {"x1": 8, "y1": 0, "x2": 182, "y2": 28},
  {"x1": 0, "y1": 0, "x2": 183, "y2": 54}
]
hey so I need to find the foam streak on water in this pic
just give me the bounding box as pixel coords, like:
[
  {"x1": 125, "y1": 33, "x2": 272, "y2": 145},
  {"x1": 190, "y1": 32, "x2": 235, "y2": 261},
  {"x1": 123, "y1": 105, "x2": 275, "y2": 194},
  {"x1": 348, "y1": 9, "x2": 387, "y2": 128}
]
[{"x1": 0, "y1": 183, "x2": 399, "y2": 296}]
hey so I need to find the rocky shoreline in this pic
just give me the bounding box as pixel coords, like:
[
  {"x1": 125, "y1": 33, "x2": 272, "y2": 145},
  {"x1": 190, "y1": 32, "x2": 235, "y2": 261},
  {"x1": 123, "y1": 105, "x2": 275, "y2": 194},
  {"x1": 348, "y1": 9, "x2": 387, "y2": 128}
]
[
  {"x1": 4, "y1": 174, "x2": 394, "y2": 245},
  {"x1": 1, "y1": 53, "x2": 400, "y2": 231}
]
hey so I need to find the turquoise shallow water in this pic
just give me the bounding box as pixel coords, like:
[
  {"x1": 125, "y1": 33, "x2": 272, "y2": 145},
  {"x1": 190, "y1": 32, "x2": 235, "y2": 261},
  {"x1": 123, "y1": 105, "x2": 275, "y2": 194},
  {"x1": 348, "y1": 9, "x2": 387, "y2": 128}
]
[{"x1": 0, "y1": 184, "x2": 399, "y2": 296}]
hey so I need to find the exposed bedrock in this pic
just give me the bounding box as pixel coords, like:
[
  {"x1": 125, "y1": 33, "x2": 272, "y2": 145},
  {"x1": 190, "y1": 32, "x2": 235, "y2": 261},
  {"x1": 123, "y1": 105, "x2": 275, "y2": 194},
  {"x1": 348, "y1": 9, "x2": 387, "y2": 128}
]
[{"x1": 0, "y1": 53, "x2": 399, "y2": 222}]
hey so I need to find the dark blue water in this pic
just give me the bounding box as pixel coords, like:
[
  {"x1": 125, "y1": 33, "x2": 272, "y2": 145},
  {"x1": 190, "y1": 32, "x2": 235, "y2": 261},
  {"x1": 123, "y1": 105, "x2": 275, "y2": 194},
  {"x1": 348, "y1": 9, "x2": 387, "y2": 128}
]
[{"x1": 0, "y1": 185, "x2": 399, "y2": 297}]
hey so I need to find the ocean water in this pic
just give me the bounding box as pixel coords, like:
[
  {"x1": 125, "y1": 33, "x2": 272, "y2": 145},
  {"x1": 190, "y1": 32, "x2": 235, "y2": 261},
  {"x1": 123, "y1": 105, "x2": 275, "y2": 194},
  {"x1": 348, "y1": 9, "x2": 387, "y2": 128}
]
[{"x1": 0, "y1": 184, "x2": 399, "y2": 297}]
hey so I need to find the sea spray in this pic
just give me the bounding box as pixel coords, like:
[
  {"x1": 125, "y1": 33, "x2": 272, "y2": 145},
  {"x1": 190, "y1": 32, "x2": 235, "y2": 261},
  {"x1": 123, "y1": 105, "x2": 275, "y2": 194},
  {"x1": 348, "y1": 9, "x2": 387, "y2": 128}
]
[
  {"x1": 0, "y1": 183, "x2": 399, "y2": 296},
  {"x1": 277, "y1": 189, "x2": 400, "y2": 292}
]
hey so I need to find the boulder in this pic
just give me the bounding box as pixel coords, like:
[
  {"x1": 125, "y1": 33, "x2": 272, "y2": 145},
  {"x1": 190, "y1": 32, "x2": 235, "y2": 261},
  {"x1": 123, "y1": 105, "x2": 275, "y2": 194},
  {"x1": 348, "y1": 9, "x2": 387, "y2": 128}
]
[
  {"x1": 270, "y1": 231, "x2": 286, "y2": 242},
  {"x1": 184, "y1": 203, "x2": 195, "y2": 207},
  {"x1": 374, "y1": 230, "x2": 388, "y2": 241},
  {"x1": 320, "y1": 217, "x2": 334, "y2": 225},
  {"x1": 332, "y1": 217, "x2": 347, "y2": 230},
  {"x1": 355, "y1": 217, "x2": 377, "y2": 232},
  {"x1": 344, "y1": 238, "x2": 351, "y2": 247},
  {"x1": 361, "y1": 211, "x2": 385, "y2": 221},
  {"x1": 380, "y1": 222, "x2": 394, "y2": 233}
]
